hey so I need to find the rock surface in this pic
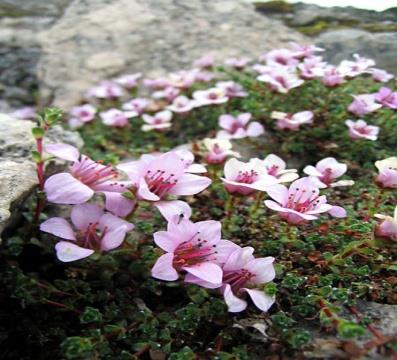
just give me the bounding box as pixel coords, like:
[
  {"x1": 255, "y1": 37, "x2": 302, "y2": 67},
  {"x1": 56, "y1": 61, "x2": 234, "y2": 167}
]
[
  {"x1": 316, "y1": 30, "x2": 397, "y2": 74},
  {"x1": 36, "y1": 0, "x2": 307, "y2": 109},
  {"x1": 255, "y1": 2, "x2": 397, "y2": 74},
  {"x1": 0, "y1": 1, "x2": 71, "y2": 112},
  {"x1": 0, "y1": 114, "x2": 83, "y2": 238}
]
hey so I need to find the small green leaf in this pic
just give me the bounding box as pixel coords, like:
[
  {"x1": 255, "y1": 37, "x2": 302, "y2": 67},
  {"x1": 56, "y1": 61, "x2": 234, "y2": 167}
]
[
  {"x1": 32, "y1": 127, "x2": 45, "y2": 139},
  {"x1": 122, "y1": 191, "x2": 134, "y2": 200},
  {"x1": 31, "y1": 150, "x2": 42, "y2": 163}
]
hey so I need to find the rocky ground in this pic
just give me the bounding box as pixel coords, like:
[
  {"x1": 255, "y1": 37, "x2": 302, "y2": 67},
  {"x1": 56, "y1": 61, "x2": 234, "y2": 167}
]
[
  {"x1": 2, "y1": 1, "x2": 397, "y2": 112},
  {"x1": 255, "y1": 1, "x2": 397, "y2": 74},
  {"x1": 0, "y1": 1, "x2": 396, "y2": 358}
]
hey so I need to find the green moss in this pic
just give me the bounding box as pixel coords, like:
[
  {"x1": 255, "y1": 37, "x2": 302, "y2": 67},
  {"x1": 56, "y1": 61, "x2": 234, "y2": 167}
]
[
  {"x1": 0, "y1": 4, "x2": 30, "y2": 17},
  {"x1": 291, "y1": 17, "x2": 360, "y2": 36},
  {"x1": 253, "y1": 1, "x2": 293, "y2": 14}
]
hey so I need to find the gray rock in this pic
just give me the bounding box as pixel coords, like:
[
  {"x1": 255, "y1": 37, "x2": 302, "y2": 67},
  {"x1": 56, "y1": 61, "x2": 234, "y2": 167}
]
[
  {"x1": 303, "y1": 300, "x2": 397, "y2": 359},
  {"x1": 316, "y1": 29, "x2": 397, "y2": 74},
  {"x1": 0, "y1": 0, "x2": 72, "y2": 18},
  {"x1": 0, "y1": 114, "x2": 83, "y2": 238},
  {"x1": 36, "y1": 0, "x2": 307, "y2": 109}
]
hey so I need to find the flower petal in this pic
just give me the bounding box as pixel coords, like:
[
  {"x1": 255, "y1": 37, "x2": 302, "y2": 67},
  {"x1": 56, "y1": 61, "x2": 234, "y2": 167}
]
[
  {"x1": 99, "y1": 213, "x2": 134, "y2": 232},
  {"x1": 245, "y1": 257, "x2": 275, "y2": 284},
  {"x1": 151, "y1": 253, "x2": 179, "y2": 281},
  {"x1": 45, "y1": 173, "x2": 94, "y2": 204},
  {"x1": 194, "y1": 220, "x2": 222, "y2": 244},
  {"x1": 168, "y1": 173, "x2": 211, "y2": 196},
  {"x1": 223, "y1": 247, "x2": 255, "y2": 271},
  {"x1": 154, "y1": 200, "x2": 192, "y2": 221},
  {"x1": 101, "y1": 227, "x2": 129, "y2": 251},
  {"x1": 183, "y1": 262, "x2": 223, "y2": 285},
  {"x1": 243, "y1": 288, "x2": 275, "y2": 312},
  {"x1": 40, "y1": 217, "x2": 76, "y2": 240},
  {"x1": 328, "y1": 206, "x2": 347, "y2": 218},
  {"x1": 246, "y1": 122, "x2": 264, "y2": 137},
  {"x1": 55, "y1": 241, "x2": 94, "y2": 262},
  {"x1": 70, "y1": 203, "x2": 104, "y2": 231},
  {"x1": 45, "y1": 143, "x2": 80, "y2": 162},
  {"x1": 103, "y1": 191, "x2": 135, "y2": 217},
  {"x1": 223, "y1": 284, "x2": 247, "y2": 312}
]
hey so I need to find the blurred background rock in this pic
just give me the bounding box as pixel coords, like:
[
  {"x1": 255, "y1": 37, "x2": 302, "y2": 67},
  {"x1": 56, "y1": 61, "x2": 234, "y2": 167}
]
[{"x1": 0, "y1": 0, "x2": 396, "y2": 112}]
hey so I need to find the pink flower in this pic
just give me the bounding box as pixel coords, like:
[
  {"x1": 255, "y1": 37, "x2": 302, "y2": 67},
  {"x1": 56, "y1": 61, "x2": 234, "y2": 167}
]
[
  {"x1": 338, "y1": 54, "x2": 375, "y2": 78},
  {"x1": 152, "y1": 86, "x2": 180, "y2": 102},
  {"x1": 370, "y1": 68, "x2": 394, "y2": 83},
  {"x1": 44, "y1": 143, "x2": 129, "y2": 213},
  {"x1": 290, "y1": 42, "x2": 324, "y2": 59},
  {"x1": 86, "y1": 81, "x2": 124, "y2": 99},
  {"x1": 215, "y1": 81, "x2": 248, "y2": 98},
  {"x1": 117, "y1": 151, "x2": 211, "y2": 220},
  {"x1": 348, "y1": 94, "x2": 382, "y2": 116},
  {"x1": 151, "y1": 216, "x2": 238, "y2": 285},
  {"x1": 298, "y1": 56, "x2": 326, "y2": 79},
  {"x1": 9, "y1": 106, "x2": 36, "y2": 120},
  {"x1": 193, "y1": 88, "x2": 229, "y2": 106},
  {"x1": 142, "y1": 110, "x2": 172, "y2": 132},
  {"x1": 375, "y1": 206, "x2": 397, "y2": 241},
  {"x1": 193, "y1": 70, "x2": 216, "y2": 83},
  {"x1": 264, "y1": 177, "x2": 347, "y2": 225},
  {"x1": 224, "y1": 57, "x2": 250, "y2": 70},
  {"x1": 193, "y1": 54, "x2": 215, "y2": 69},
  {"x1": 345, "y1": 119, "x2": 379, "y2": 141},
  {"x1": 40, "y1": 203, "x2": 134, "y2": 262},
  {"x1": 221, "y1": 158, "x2": 279, "y2": 196},
  {"x1": 122, "y1": 98, "x2": 150, "y2": 115},
  {"x1": 375, "y1": 157, "x2": 397, "y2": 188},
  {"x1": 260, "y1": 48, "x2": 299, "y2": 67},
  {"x1": 254, "y1": 154, "x2": 298, "y2": 183},
  {"x1": 219, "y1": 247, "x2": 275, "y2": 312},
  {"x1": 70, "y1": 104, "x2": 96, "y2": 123},
  {"x1": 143, "y1": 77, "x2": 170, "y2": 90},
  {"x1": 168, "y1": 71, "x2": 196, "y2": 90},
  {"x1": 203, "y1": 138, "x2": 240, "y2": 164},
  {"x1": 173, "y1": 148, "x2": 207, "y2": 174},
  {"x1": 252, "y1": 63, "x2": 274, "y2": 75},
  {"x1": 374, "y1": 87, "x2": 397, "y2": 110},
  {"x1": 217, "y1": 113, "x2": 264, "y2": 139},
  {"x1": 114, "y1": 73, "x2": 142, "y2": 89},
  {"x1": 167, "y1": 95, "x2": 197, "y2": 113},
  {"x1": 100, "y1": 108, "x2": 137, "y2": 128},
  {"x1": 303, "y1": 157, "x2": 354, "y2": 188},
  {"x1": 271, "y1": 110, "x2": 313, "y2": 131},
  {"x1": 322, "y1": 66, "x2": 345, "y2": 87},
  {"x1": 257, "y1": 68, "x2": 304, "y2": 93}
]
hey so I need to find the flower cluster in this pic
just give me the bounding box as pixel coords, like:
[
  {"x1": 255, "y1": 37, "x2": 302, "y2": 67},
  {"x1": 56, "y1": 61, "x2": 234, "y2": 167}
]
[
  {"x1": 151, "y1": 215, "x2": 275, "y2": 312},
  {"x1": 36, "y1": 43, "x2": 397, "y2": 317}
]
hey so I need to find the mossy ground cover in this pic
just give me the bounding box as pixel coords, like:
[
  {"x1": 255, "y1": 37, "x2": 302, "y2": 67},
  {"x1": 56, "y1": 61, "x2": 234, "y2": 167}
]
[{"x1": 0, "y1": 58, "x2": 396, "y2": 359}]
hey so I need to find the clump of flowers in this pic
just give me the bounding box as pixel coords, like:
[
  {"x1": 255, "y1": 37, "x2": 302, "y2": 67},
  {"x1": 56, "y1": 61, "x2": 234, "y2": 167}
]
[
  {"x1": 345, "y1": 119, "x2": 379, "y2": 141},
  {"x1": 264, "y1": 177, "x2": 346, "y2": 225},
  {"x1": 217, "y1": 113, "x2": 264, "y2": 139},
  {"x1": 12, "y1": 42, "x2": 397, "y2": 359}
]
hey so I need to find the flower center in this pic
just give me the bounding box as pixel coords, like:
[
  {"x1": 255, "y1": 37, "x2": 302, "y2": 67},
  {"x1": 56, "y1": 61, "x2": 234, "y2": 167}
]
[
  {"x1": 267, "y1": 165, "x2": 279, "y2": 176},
  {"x1": 230, "y1": 121, "x2": 245, "y2": 134},
  {"x1": 72, "y1": 156, "x2": 118, "y2": 187},
  {"x1": 286, "y1": 188, "x2": 321, "y2": 213},
  {"x1": 77, "y1": 222, "x2": 107, "y2": 250},
  {"x1": 236, "y1": 170, "x2": 258, "y2": 184},
  {"x1": 223, "y1": 269, "x2": 254, "y2": 293},
  {"x1": 145, "y1": 169, "x2": 177, "y2": 198},
  {"x1": 173, "y1": 233, "x2": 217, "y2": 270},
  {"x1": 319, "y1": 168, "x2": 333, "y2": 185},
  {"x1": 354, "y1": 126, "x2": 371, "y2": 135},
  {"x1": 275, "y1": 75, "x2": 288, "y2": 88}
]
